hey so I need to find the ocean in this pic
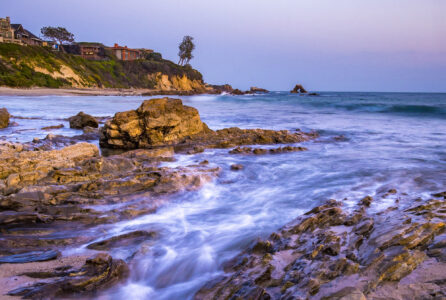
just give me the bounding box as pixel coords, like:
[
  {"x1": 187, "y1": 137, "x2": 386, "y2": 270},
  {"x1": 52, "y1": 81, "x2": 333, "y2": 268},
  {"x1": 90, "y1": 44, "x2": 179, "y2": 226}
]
[{"x1": 0, "y1": 91, "x2": 445, "y2": 299}]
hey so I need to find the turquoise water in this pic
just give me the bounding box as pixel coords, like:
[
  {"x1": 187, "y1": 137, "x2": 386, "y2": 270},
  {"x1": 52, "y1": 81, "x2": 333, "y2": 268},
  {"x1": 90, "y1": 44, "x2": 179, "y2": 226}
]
[{"x1": 1, "y1": 92, "x2": 445, "y2": 299}]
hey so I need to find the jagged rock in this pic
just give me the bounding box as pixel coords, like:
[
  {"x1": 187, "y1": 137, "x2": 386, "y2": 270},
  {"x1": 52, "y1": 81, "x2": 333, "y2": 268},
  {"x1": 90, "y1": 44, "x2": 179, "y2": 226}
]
[
  {"x1": 68, "y1": 112, "x2": 99, "y2": 129},
  {"x1": 100, "y1": 98, "x2": 317, "y2": 151},
  {"x1": 195, "y1": 196, "x2": 446, "y2": 300},
  {"x1": 100, "y1": 98, "x2": 210, "y2": 149},
  {"x1": 229, "y1": 145, "x2": 308, "y2": 155},
  {"x1": 7, "y1": 253, "x2": 129, "y2": 298},
  {"x1": 0, "y1": 107, "x2": 10, "y2": 128},
  {"x1": 291, "y1": 84, "x2": 308, "y2": 94}
]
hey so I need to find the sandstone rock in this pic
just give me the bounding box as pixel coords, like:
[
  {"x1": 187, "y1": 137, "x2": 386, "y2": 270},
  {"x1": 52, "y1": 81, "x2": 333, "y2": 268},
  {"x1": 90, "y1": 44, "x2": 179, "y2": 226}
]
[
  {"x1": 0, "y1": 107, "x2": 9, "y2": 129},
  {"x1": 68, "y1": 112, "x2": 98, "y2": 129},
  {"x1": 249, "y1": 87, "x2": 269, "y2": 94},
  {"x1": 291, "y1": 84, "x2": 308, "y2": 94},
  {"x1": 7, "y1": 253, "x2": 129, "y2": 298},
  {"x1": 100, "y1": 98, "x2": 210, "y2": 149},
  {"x1": 195, "y1": 196, "x2": 446, "y2": 300}
]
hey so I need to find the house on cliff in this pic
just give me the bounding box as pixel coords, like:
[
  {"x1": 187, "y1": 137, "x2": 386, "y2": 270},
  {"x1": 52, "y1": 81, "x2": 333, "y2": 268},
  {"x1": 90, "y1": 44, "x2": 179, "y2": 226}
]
[
  {"x1": 63, "y1": 42, "x2": 107, "y2": 60},
  {"x1": 0, "y1": 16, "x2": 43, "y2": 46},
  {"x1": 0, "y1": 17, "x2": 21, "y2": 44},
  {"x1": 110, "y1": 43, "x2": 142, "y2": 61}
]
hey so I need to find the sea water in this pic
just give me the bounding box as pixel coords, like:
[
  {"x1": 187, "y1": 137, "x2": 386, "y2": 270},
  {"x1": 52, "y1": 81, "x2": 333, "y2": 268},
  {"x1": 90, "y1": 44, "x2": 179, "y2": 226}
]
[{"x1": 0, "y1": 92, "x2": 445, "y2": 299}]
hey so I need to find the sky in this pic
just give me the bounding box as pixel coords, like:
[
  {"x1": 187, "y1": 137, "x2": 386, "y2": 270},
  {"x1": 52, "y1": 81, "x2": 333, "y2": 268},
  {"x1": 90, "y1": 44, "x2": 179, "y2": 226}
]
[{"x1": 1, "y1": 0, "x2": 445, "y2": 92}]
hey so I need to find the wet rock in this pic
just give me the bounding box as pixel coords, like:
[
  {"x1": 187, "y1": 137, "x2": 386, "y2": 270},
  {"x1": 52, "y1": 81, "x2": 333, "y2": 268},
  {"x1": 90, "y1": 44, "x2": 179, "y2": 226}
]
[
  {"x1": 433, "y1": 191, "x2": 446, "y2": 198},
  {"x1": 321, "y1": 287, "x2": 366, "y2": 300},
  {"x1": 68, "y1": 112, "x2": 99, "y2": 129},
  {"x1": 229, "y1": 145, "x2": 308, "y2": 155},
  {"x1": 360, "y1": 195, "x2": 373, "y2": 207},
  {"x1": 195, "y1": 195, "x2": 446, "y2": 300},
  {"x1": 0, "y1": 250, "x2": 60, "y2": 264},
  {"x1": 7, "y1": 253, "x2": 129, "y2": 298},
  {"x1": 0, "y1": 107, "x2": 10, "y2": 129},
  {"x1": 87, "y1": 230, "x2": 156, "y2": 250},
  {"x1": 230, "y1": 164, "x2": 244, "y2": 171},
  {"x1": 290, "y1": 84, "x2": 308, "y2": 94},
  {"x1": 42, "y1": 124, "x2": 64, "y2": 130},
  {"x1": 100, "y1": 98, "x2": 317, "y2": 151},
  {"x1": 100, "y1": 98, "x2": 210, "y2": 149}
]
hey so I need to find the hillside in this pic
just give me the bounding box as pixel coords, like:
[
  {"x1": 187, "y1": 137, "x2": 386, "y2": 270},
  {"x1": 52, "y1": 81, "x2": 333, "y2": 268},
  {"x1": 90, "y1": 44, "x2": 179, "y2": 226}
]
[{"x1": 0, "y1": 43, "x2": 209, "y2": 93}]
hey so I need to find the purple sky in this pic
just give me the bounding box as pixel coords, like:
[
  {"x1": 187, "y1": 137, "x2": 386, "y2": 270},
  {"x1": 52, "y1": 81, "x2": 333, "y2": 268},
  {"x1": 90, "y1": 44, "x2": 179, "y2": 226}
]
[{"x1": 2, "y1": 0, "x2": 445, "y2": 92}]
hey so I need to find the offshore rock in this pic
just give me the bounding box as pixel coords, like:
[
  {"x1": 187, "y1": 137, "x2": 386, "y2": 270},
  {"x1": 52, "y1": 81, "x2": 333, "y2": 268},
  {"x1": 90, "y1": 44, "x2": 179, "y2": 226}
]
[
  {"x1": 195, "y1": 196, "x2": 446, "y2": 300},
  {"x1": 0, "y1": 107, "x2": 10, "y2": 129},
  {"x1": 68, "y1": 112, "x2": 99, "y2": 129},
  {"x1": 291, "y1": 84, "x2": 308, "y2": 94}
]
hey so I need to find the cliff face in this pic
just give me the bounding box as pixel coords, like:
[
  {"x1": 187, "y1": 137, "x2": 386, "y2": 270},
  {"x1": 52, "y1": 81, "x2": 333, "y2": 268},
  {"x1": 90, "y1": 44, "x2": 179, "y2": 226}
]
[{"x1": 0, "y1": 43, "x2": 207, "y2": 93}]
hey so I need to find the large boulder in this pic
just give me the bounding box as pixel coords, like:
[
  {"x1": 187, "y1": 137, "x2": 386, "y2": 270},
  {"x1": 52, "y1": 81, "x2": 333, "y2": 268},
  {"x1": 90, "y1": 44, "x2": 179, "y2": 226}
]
[
  {"x1": 291, "y1": 84, "x2": 308, "y2": 94},
  {"x1": 68, "y1": 112, "x2": 98, "y2": 129},
  {"x1": 100, "y1": 98, "x2": 210, "y2": 149},
  {"x1": 0, "y1": 107, "x2": 10, "y2": 128}
]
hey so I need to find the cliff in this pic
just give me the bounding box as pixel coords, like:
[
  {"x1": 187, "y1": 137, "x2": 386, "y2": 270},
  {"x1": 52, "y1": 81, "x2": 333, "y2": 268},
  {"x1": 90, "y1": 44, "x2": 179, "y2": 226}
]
[{"x1": 0, "y1": 43, "x2": 209, "y2": 93}]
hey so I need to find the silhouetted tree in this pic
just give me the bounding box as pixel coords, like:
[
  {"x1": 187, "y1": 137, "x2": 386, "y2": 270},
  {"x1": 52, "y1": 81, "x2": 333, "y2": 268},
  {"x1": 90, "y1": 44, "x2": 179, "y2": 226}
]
[
  {"x1": 178, "y1": 36, "x2": 195, "y2": 66},
  {"x1": 40, "y1": 26, "x2": 75, "y2": 52}
]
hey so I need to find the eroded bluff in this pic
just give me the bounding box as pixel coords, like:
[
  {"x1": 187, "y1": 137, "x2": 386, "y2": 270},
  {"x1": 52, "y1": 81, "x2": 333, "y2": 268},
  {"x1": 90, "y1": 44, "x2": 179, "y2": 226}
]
[{"x1": 100, "y1": 97, "x2": 317, "y2": 150}]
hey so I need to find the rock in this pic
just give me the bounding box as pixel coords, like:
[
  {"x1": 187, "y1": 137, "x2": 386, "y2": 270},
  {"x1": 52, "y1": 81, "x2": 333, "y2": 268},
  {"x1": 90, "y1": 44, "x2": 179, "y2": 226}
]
[
  {"x1": 229, "y1": 145, "x2": 308, "y2": 155},
  {"x1": 231, "y1": 89, "x2": 245, "y2": 95},
  {"x1": 249, "y1": 87, "x2": 269, "y2": 94},
  {"x1": 360, "y1": 195, "x2": 373, "y2": 207},
  {"x1": 82, "y1": 126, "x2": 98, "y2": 134},
  {"x1": 42, "y1": 124, "x2": 64, "y2": 130},
  {"x1": 290, "y1": 84, "x2": 308, "y2": 94},
  {"x1": 0, "y1": 250, "x2": 60, "y2": 264},
  {"x1": 87, "y1": 230, "x2": 156, "y2": 250},
  {"x1": 321, "y1": 287, "x2": 366, "y2": 300},
  {"x1": 68, "y1": 112, "x2": 99, "y2": 129},
  {"x1": 7, "y1": 253, "x2": 129, "y2": 298},
  {"x1": 195, "y1": 195, "x2": 446, "y2": 300},
  {"x1": 230, "y1": 164, "x2": 244, "y2": 171},
  {"x1": 100, "y1": 98, "x2": 210, "y2": 149},
  {"x1": 0, "y1": 107, "x2": 10, "y2": 128}
]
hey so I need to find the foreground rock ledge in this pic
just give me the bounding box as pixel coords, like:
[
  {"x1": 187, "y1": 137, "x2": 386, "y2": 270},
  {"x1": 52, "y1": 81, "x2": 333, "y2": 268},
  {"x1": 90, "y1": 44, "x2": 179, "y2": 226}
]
[
  {"x1": 100, "y1": 97, "x2": 317, "y2": 150},
  {"x1": 195, "y1": 195, "x2": 446, "y2": 299}
]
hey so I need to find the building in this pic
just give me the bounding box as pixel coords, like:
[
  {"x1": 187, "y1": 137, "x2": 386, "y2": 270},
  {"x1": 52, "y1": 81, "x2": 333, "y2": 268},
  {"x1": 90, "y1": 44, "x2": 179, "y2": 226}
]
[
  {"x1": 0, "y1": 16, "x2": 21, "y2": 44},
  {"x1": 63, "y1": 43, "x2": 106, "y2": 60},
  {"x1": 110, "y1": 43, "x2": 141, "y2": 61},
  {"x1": 11, "y1": 24, "x2": 43, "y2": 46},
  {"x1": 0, "y1": 16, "x2": 43, "y2": 46},
  {"x1": 79, "y1": 43, "x2": 106, "y2": 60}
]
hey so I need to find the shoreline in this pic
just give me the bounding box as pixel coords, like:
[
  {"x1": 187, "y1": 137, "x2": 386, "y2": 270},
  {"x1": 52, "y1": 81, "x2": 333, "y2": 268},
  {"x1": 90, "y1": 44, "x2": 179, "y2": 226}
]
[{"x1": 0, "y1": 87, "x2": 210, "y2": 97}]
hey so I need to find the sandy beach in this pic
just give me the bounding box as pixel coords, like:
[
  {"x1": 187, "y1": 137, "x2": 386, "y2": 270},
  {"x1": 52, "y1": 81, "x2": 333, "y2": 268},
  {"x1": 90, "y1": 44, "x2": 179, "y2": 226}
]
[{"x1": 0, "y1": 87, "x2": 154, "y2": 96}]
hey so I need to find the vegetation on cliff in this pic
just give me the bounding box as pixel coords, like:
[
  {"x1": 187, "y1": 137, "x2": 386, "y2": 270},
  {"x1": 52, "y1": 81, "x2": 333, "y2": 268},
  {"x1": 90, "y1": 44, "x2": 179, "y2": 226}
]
[{"x1": 0, "y1": 43, "x2": 204, "y2": 89}]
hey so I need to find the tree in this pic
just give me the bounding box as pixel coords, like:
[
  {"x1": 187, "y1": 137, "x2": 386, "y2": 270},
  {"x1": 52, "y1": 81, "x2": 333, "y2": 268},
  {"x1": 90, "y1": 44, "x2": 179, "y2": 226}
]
[
  {"x1": 40, "y1": 26, "x2": 75, "y2": 51},
  {"x1": 178, "y1": 35, "x2": 195, "y2": 66}
]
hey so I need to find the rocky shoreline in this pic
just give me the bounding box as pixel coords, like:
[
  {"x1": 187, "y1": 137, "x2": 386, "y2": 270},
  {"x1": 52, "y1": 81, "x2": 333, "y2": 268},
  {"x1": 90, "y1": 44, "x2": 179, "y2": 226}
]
[
  {"x1": 0, "y1": 97, "x2": 444, "y2": 299},
  {"x1": 195, "y1": 193, "x2": 446, "y2": 300},
  {"x1": 0, "y1": 98, "x2": 319, "y2": 298}
]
